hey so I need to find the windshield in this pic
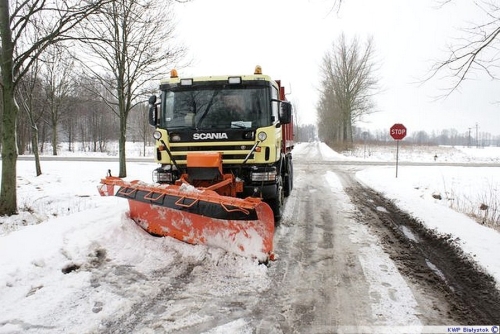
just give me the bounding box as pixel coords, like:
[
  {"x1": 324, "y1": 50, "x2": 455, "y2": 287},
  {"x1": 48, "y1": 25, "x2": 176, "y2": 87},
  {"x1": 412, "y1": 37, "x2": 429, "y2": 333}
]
[{"x1": 161, "y1": 86, "x2": 271, "y2": 130}]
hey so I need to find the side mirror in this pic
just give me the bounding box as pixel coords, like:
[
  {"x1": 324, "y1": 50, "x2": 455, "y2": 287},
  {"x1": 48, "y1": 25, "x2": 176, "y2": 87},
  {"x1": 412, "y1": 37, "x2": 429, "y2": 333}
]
[
  {"x1": 278, "y1": 101, "x2": 292, "y2": 125},
  {"x1": 148, "y1": 95, "x2": 158, "y2": 126}
]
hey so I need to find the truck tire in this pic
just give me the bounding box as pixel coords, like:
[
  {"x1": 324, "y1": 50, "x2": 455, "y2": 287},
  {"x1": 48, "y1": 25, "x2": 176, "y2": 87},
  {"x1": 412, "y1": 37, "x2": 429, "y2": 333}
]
[
  {"x1": 284, "y1": 158, "x2": 293, "y2": 197},
  {"x1": 268, "y1": 176, "x2": 284, "y2": 224}
]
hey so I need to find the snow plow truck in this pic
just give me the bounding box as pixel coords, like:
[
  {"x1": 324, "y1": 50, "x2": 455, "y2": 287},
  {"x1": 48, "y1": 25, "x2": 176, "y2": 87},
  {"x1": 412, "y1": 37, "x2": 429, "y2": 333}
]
[{"x1": 99, "y1": 66, "x2": 294, "y2": 262}]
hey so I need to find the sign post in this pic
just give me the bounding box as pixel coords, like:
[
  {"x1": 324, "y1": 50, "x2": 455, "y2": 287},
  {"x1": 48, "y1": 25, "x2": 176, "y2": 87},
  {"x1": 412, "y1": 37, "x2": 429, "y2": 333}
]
[{"x1": 390, "y1": 123, "x2": 407, "y2": 178}]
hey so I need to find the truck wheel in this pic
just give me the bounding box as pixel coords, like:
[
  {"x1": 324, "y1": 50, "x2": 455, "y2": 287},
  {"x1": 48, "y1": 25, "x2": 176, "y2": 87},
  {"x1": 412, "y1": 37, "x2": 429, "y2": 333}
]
[
  {"x1": 284, "y1": 158, "x2": 293, "y2": 197},
  {"x1": 269, "y1": 176, "x2": 284, "y2": 224}
]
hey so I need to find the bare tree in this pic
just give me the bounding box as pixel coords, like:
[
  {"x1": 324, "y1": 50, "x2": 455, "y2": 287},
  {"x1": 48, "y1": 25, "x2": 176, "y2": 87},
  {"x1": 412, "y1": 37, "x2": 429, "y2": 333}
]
[
  {"x1": 17, "y1": 61, "x2": 46, "y2": 176},
  {"x1": 63, "y1": 96, "x2": 78, "y2": 152},
  {"x1": 76, "y1": 0, "x2": 186, "y2": 177},
  {"x1": 74, "y1": 76, "x2": 118, "y2": 152},
  {"x1": 317, "y1": 34, "x2": 378, "y2": 148},
  {"x1": 431, "y1": 1, "x2": 500, "y2": 93},
  {"x1": 328, "y1": 0, "x2": 344, "y2": 14},
  {"x1": 129, "y1": 102, "x2": 152, "y2": 157},
  {"x1": 0, "y1": 0, "x2": 109, "y2": 216},
  {"x1": 317, "y1": 81, "x2": 340, "y2": 145},
  {"x1": 40, "y1": 45, "x2": 75, "y2": 155}
]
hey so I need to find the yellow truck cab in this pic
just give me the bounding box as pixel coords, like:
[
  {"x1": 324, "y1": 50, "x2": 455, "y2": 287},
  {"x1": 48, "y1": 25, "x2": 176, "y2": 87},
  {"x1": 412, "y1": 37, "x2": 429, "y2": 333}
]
[{"x1": 148, "y1": 66, "x2": 294, "y2": 220}]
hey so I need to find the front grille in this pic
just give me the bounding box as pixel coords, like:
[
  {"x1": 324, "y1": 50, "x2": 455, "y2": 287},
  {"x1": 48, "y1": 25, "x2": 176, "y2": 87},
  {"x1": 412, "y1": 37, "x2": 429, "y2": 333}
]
[
  {"x1": 171, "y1": 153, "x2": 254, "y2": 162},
  {"x1": 170, "y1": 145, "x2": 252, "y2": 152},
  {"x1": 169, "y1": 143, "x2": 255, "y2": 162}
]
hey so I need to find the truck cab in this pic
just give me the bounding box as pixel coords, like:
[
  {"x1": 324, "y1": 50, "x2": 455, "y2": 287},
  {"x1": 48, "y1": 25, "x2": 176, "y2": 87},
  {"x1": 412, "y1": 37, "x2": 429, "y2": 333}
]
[{"x1": 148, "y1": 66, "x2": 294, "y2": 220}]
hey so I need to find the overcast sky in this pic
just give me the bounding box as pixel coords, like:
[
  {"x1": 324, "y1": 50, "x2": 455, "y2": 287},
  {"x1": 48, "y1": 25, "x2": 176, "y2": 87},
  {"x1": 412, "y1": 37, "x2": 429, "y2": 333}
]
[{"x1": 174, "y1": 0, "x2": 500, "y2": 137}]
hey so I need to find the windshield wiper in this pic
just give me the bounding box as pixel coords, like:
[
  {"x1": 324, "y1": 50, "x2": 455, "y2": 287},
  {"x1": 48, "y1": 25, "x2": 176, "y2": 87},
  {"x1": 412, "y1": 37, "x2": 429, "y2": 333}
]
[{"x1": 166, "y1": 125, "x2": 194, "y2": 130}]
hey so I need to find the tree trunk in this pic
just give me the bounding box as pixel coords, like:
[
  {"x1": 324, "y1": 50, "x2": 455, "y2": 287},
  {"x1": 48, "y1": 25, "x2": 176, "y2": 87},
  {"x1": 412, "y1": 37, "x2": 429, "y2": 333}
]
[
  {"x1": 0, "y1": 92, "x2": 19, "y2": 215},
  {"x1": 40, "y1": 122, "x2": 46, "y2": 153},
  {"x1": 118, "y1": 114, "x2": 127, "y2": 177},
  {"x1": 52, "y1": 111, "x2": 58, "y2": 155},
  {"x1": 67, "y1": 120, "x2": 73, "y2": 152},
  {"x1": 31, "y1": 126, "x2": 42, "y2": 176},
  {"x1": 0, "y1": 0, "x2": 19, "y2": 215},
  {"x1": 25, "y1": 109, "x2": 43, "y2": 176}
]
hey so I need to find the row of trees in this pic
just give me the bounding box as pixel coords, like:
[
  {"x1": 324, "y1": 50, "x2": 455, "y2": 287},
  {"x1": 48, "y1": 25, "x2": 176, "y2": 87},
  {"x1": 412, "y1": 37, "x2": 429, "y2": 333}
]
[
  {"x1": 16, "y1": 67, "x2": 153, "y2": 157},
  {"x1": 297, "y1": 123, "x2": 500, "y2": 147},
  {"x1": 0, "y1": 0, "x2": 187, "y2": 216},
  {"x1": 354, "y1": 127, "x2": 500, "y2": 147},
  {"x1": 316, "y1": 34, "x2": 378, "y2": 151}
]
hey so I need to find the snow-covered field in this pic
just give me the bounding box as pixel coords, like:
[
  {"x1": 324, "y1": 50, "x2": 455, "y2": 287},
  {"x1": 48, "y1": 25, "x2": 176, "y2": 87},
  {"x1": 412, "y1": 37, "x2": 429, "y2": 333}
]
[
  {"x1": 0, "y1": 142, "x2": 499, "y2": 333},
  {"x1": 330, "y1": 143, "x2": 500, "y2": 229},
  {"x1": 342, "y1": 143, "x2": 500, "y2": 164},
  {"x1": 315, "y1": 142, "x2": 500, "y2": 285}
]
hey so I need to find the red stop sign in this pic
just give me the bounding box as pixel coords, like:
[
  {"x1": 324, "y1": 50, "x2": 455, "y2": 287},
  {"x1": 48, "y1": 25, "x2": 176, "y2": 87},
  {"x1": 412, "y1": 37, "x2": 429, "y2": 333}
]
[{"x1": 390, "y1": 123, "x2": 407, "y2": 140}]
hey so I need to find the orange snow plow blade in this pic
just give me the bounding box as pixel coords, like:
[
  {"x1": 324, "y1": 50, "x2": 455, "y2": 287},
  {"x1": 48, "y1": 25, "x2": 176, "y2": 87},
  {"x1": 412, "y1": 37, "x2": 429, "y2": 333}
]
[{"x1": 98, "y1": 176, "x2": 275, "y2": 262}]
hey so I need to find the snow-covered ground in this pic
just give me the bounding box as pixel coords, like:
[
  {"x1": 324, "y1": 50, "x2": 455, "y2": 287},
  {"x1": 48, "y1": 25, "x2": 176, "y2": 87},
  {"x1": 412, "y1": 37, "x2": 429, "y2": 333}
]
[
  {"x1": 314, "y1": 142, "x2": 500, "y2": 286},
  {"x1": 0, "y1": 142, "x2": 499, "y2": 333},
  {"x1": 330, "y1": 143, "x2": 500, "y2": 231}
]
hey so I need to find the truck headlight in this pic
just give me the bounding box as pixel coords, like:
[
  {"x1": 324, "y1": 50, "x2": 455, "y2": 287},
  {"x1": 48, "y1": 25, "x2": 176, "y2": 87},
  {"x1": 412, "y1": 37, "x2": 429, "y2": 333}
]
[
  {"x1": 251, "y1": 169, "x2": 277, "y2": 182},
  {"x1": 170, "y1": 134, "x2": 181, "y2": 142},
  {"x1": 153, "y1": 168, "x2": 173, "y2": 183},
  {"x1": 153, "y1": 131, "x2": 162, "y2": 140}
]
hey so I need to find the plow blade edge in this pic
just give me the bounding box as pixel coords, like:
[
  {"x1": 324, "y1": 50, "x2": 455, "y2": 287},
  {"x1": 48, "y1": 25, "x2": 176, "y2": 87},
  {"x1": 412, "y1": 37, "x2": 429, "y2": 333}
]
[{"x1": 98, "y1": 177, "x2": 275, "y2": 262}]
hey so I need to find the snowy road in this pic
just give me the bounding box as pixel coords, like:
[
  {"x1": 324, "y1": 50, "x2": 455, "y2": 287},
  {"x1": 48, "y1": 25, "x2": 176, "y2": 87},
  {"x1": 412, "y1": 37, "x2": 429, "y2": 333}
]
[
  {"x1": 2, "y1": 142, "x2": 500, "y2": 333},
  {"x1": 97, "y1": 143, "x2": 430, "y2": 333},
  {"x1": 98, "y1": 142, "x2": 500, "y2": 332}
]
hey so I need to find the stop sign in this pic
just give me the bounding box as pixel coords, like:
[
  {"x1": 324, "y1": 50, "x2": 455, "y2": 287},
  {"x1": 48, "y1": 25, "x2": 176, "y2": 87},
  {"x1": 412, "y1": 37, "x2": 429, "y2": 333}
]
[{"x1": 390, "y1": 123, "x2": 407, "y2": 140}]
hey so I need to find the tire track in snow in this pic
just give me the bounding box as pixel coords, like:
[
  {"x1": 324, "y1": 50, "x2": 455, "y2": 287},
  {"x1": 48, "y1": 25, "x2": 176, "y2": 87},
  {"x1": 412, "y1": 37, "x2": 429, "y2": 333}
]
[{"x1": 342, "y1": 174, "x2": 500, "y2": 324}]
